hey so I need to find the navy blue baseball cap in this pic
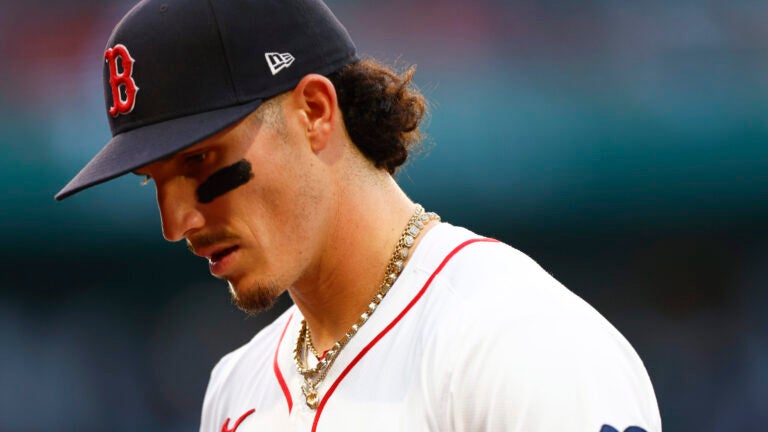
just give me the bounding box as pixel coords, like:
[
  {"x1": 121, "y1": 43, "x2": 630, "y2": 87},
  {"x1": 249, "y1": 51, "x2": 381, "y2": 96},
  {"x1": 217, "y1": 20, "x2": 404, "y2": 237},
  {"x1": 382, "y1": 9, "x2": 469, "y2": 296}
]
[{"x1": 55, "y1": 0, "x2": 358, "y2": 200}]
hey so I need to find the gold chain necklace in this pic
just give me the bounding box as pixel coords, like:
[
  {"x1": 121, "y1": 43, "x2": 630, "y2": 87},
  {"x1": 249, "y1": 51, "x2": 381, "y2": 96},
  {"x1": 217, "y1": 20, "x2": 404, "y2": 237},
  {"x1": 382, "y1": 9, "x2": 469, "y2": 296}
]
[
  {"x1": 293, "y1": 204, "x2": 440, "y2": 409},
  {"x1": 305, "y1": 325, "x2": 325, "y2": 359}
]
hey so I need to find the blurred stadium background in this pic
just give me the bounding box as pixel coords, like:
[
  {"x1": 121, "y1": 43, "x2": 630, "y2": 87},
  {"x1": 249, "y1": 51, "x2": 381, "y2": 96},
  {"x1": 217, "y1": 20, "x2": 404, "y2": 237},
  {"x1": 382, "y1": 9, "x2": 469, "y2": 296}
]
[{"x1": 2, "y1": 0, "x2": 767, "y2": 430}]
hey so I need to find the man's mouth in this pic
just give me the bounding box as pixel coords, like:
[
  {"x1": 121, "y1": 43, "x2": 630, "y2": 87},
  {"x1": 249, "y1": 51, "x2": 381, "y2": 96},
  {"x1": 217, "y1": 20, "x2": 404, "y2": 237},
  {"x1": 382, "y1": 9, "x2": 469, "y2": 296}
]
[{"x1": 210, "y1": 246, "x2": 239, "y2": 264}]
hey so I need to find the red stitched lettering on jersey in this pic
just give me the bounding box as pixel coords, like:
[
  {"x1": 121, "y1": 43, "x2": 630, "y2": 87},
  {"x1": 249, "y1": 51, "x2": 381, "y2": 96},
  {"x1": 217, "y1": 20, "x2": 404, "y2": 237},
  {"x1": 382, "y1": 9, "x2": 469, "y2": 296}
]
[
  {"x1": 104, "y1": 44, "x2": 139, "y2": 117},
  {"x1": 221, "y1": 408, "x2": 255, "y2": 432}
]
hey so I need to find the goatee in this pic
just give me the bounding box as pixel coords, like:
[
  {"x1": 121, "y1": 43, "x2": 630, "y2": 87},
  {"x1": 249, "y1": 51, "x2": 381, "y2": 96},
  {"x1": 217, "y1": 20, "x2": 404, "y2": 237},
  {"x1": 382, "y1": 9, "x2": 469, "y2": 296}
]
[{"x1": 229, "y1": 280, "x2": 282, "y2": 314}]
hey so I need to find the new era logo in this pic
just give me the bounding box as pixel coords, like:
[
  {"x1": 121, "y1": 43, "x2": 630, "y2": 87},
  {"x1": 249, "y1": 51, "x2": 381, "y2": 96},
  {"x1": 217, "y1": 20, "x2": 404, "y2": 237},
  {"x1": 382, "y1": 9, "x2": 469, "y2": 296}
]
[{"x1": 265, "y1": 52, "x2": 295, "y2": 75}]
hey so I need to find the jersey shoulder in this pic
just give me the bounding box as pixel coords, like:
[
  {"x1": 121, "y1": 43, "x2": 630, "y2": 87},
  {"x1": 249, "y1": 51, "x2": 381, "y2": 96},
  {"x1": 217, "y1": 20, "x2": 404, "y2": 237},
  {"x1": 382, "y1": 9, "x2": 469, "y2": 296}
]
[
  {"x1": 426, "y1": 224, "x2": 615, "y2": 331},
  {"x1": 415, "y1": 224, "x2": 661, "y2": 431}
]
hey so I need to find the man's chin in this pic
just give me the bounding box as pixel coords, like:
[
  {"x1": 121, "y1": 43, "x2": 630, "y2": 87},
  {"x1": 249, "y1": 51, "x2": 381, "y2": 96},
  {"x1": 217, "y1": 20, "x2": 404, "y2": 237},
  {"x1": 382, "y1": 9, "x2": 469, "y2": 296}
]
[{"x1": 228, "y1": 280, "x2": 282, "y2": 314}]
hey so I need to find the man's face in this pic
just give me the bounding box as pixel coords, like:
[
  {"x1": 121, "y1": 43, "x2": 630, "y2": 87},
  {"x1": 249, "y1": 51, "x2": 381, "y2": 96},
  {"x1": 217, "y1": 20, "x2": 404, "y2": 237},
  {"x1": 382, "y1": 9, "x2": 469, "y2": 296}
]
[{"x1": 137, "y1": 100, "x2": 333, "y2": 313}]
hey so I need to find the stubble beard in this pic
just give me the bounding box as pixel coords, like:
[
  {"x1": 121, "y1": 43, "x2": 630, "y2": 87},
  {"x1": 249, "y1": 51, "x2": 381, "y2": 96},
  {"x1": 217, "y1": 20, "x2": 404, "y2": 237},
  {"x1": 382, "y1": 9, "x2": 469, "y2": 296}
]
[{"x1": 228, "y1": 279, "x2": 282, "y2": 314}]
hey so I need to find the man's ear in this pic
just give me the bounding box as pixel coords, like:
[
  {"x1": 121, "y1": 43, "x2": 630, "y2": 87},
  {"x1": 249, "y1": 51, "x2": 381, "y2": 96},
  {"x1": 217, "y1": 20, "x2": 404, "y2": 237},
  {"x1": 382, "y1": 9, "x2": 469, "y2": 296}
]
[{"x1": 291, "y1": 74, "x2": 338, "y2": 153}]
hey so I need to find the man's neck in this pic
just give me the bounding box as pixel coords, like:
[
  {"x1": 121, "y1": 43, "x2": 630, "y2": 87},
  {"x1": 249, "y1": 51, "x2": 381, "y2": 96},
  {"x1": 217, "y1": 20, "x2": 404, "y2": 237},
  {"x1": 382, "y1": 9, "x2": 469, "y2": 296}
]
[{"x1": 287, "y1": 175, "x2": 434, "y2": 353}]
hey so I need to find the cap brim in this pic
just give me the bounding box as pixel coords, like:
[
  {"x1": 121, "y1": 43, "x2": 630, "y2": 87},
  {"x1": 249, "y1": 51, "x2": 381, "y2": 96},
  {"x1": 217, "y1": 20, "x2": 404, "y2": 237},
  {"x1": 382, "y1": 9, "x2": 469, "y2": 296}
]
[{"x1": 55, "y1": 100, "x2": 264, "y2": 201}]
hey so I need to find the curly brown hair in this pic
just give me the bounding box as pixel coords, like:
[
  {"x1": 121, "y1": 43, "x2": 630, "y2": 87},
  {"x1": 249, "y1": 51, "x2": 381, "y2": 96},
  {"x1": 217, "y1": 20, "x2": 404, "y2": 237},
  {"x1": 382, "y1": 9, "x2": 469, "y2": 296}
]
[{"x1": 327, "y1": 59, "x2": 427, "y2": 174}]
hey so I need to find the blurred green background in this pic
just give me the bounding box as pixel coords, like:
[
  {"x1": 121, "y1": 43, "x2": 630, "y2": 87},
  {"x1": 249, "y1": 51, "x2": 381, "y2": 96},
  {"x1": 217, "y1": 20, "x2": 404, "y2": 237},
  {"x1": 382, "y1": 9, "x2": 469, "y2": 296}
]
[{"x1": 2, "y1": 0, "x2": 767, "y2": 430}]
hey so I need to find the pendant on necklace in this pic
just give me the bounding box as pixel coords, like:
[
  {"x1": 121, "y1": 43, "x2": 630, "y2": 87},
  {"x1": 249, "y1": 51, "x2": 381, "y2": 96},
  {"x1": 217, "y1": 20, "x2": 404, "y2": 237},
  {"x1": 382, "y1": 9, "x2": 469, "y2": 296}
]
[
  {"x1": 305, "y1": 390, "x2": 319, "y2": 409},
  {"x1": 302, "y1": 381, "x2": 319, "y2": 409}
]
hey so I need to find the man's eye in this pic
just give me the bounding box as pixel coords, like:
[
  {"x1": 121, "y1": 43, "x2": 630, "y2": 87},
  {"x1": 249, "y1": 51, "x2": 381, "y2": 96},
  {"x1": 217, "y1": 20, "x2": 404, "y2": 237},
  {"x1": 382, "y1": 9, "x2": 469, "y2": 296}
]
[
  {"x1": 139, "y1": 175, "x2": 151, "y2": 186},
  {"x1": 186, "y1": 153, "x2": 207, "y2": 164}
]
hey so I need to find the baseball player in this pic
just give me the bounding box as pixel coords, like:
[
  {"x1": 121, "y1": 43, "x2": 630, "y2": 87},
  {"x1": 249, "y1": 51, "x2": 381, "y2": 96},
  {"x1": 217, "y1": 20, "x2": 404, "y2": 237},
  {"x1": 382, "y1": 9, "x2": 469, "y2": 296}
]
[{"x1": 56, "y1": 0, "x2": 662, "y2": 431}]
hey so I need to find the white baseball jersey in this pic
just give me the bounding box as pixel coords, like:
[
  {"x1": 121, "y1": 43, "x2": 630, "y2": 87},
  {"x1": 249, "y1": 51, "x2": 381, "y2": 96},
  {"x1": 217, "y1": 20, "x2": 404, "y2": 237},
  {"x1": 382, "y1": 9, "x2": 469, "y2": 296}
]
[{"x1": 200, "y1": 223, "x2": 661, "y2": 432}]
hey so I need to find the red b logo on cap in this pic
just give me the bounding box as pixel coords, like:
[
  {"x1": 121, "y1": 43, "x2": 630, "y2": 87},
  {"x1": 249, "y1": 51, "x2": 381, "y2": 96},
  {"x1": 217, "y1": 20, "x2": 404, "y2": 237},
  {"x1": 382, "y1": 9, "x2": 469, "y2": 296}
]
[{"x1": 104, "y1": 44, "x2": 139, "y2": 117}]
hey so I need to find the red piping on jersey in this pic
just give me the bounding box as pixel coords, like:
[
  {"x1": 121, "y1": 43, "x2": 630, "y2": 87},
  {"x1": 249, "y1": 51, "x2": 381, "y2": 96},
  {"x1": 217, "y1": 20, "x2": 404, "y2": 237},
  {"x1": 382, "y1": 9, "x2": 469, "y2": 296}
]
[
  {"x1": 274, "y1": 312, "x2": 294, "y2": 413},
  {"x1": 312, "y1": 237, "x2": 498, "y2": 431},
  {"x1": 221, "y1": 408, "x2": 255, "y2": 432}
]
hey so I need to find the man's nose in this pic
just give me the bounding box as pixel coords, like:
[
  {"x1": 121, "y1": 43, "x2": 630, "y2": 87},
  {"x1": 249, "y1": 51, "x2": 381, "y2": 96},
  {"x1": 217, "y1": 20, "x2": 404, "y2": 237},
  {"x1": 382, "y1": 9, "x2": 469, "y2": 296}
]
[{"x1": 155, "y1": 178, "x2": 205, "y2": 242}]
